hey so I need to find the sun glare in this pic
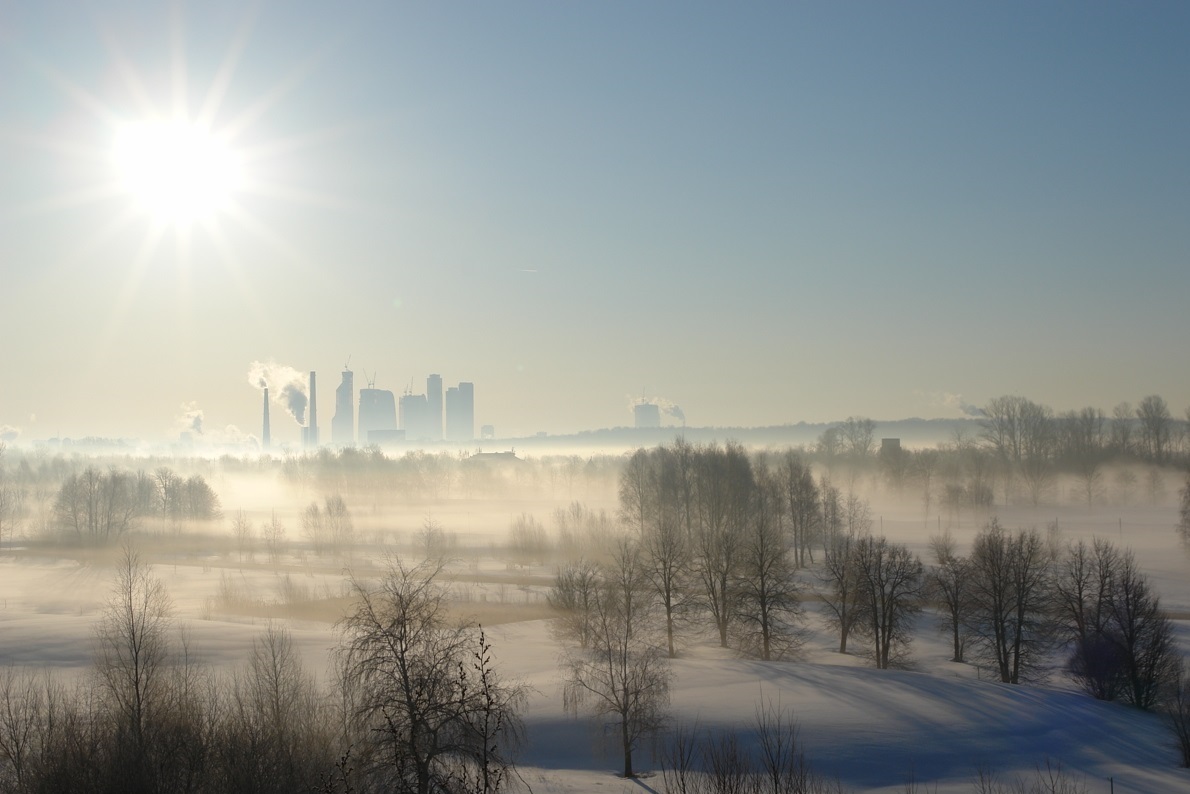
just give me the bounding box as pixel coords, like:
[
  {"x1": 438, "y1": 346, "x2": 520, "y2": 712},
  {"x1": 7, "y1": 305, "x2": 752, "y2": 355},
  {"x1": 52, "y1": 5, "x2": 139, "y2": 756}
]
[{"x1": 113, "y1": 120, "x2": 244, "y2": 226}]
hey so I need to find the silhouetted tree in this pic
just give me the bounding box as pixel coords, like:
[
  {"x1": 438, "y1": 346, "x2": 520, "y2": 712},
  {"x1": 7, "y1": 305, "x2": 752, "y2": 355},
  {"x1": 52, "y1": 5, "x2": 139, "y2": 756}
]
[
  {"x1": 693, "y1": 442, "x2": 754, "y2": 648},
  {"x1": 562, "y1": 570, "x2": 671, "y2": 779},
  {"x1": 928, "y1": 531, "x2": 972, "y2": 663},
  {"x1": 93, "y1": 544, "x2": 174, "y2": 790},
  {"x1": 778, "y1": 451, "x2": 819, "y2": 568},
  {"x1": 548, "y1": 559, "x2": 602, "y2": 650},
  {"x1": 966, "y1": 520, "x2": 1054, "y2": 684},
  {"x1": 1137, "y1": 394, "x2": 1172, "y2": 463},
  {"x1": 53, "y1": 467, "x2": 140, "y2": 543},
  {"x1": 819, "y1": 527, "x2": 863, "y2": 655},
  {"x1": 1110, "y1": 402, "x2": 1134, "y2": 456},
  {"x1": 337, "y1": 560, "x2": 523, "y2": 794},
  {"x1": 731, "y1": 471, "x2": 802, "y2": 661},
  {"x1": 1107, "y1": 551, "x2": 1180, "y2": 709},
  {"x1": 853, "y1": 535, "x2": 923, "y2": 669},
  {"x1": 1167, "y1": 664, "x2": 1190, "y2": 767},
  {"x1": 1054, "y1": 538, "x2": 1120, "y2": 700}
]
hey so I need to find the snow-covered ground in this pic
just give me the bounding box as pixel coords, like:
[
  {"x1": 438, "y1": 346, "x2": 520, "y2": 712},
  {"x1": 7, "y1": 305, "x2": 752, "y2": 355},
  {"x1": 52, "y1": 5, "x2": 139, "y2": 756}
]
[{"x1": 2, "y1": 499, "x2": 1189, "y2": 793}]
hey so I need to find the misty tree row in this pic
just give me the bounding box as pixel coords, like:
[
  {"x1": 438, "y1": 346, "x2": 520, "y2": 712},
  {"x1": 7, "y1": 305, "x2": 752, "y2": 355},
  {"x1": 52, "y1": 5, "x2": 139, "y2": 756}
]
[
  {"x1": 545, "y1": 440, "x2": 1180, "y2": 695},
  {"x1": 0, "y1": 551, "x2": 523, "y2": 794},
  {"x1": 46, "y1": 466, "x2": 220, "y2": 544},
  {"x1": 542, "y1": 440, "x2": 1190, "y2": 778},
  {"x1": 824, "y1": 394, "x2": 1190, "y2": 508}
]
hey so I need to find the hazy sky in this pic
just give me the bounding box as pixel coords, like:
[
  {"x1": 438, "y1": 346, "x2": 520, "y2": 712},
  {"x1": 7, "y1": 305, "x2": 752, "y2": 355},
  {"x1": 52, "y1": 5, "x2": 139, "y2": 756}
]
[{"x1": 2, "y1": 1, "x2": 1188, "y2": 444}]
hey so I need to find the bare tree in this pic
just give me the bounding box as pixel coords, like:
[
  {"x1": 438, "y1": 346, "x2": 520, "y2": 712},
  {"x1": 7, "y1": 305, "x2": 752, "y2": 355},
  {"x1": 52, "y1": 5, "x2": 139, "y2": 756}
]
[
  {"x1": 1167, "y1": 664, "x2": 1190, "y2": 767},
  {"x1": 965, "y1": 521, "x2": 1054, "y2": 684},
  {"x1": 548, "y1": 559, "x2": 602, "y2": 650},
  {"x1": 323, "y1": 494, "x2": 354, "y2": 556},
  {"x1": 643, "y1": 510, "x2": 695, "y2": 659},
  {"x1": 337, "y1": 560, "x2": 523, "y2": 794},
  {"x1": 93, "y1": 544, "x2": 174, "y2": 788},
  {"x1": 980, "y1": 396, "x2": 1055, "y2": 506},
  {"x1": 693, "y1": 442, "x2": 754, "y2": 648},
  {"x1": 1054, "y1": 539, "x2": 1120, "y2": 700},
  {"x1": 778, "y1": 451, "x2": 819, "y2": 568},
  {"x1": 1110, "y1": 401, "x2": 1134, "y2": 456},
  {"x1": 853, "y1": 535, "x2": 923, "y2": 669},
  {"x1": 53, "y1": 467, "x2": 140, "y2": 544},
  {"x1": 819, "y1": 529, "x2": 863, "y2": 655},
  {"x1": 0, "y1": 669, "x2": 48, "y2": 792},
  {"x1": 1107, "y1": 551, "x2": 1180, "y2": 709},
  {"x1": 912, "y1": 449, "x2": 940, "y2": 521},
  {"x1": 231, "y1": 510, "x2": 254, "y2": 564},
  {"x1": 732, "y1": 472, "x2": 802, "y2": 661},
  {"x1": 1136, "y1": 394, "x2": 1172, "y2": 463},
  {"x1": 928, "y1": 532, "x2": 972, "y2": 663},
  {"x1": 1058, "y1": 408, "x2": 1106, "y2": 507},
  {"x1": 504, "y1": 513, "x2": 549, "y2": 568},
  {"x1": 261, "y1": 511, "x2": 285, "y2": 565},
  {"x1": 840, "y1": 417, "x2": 877, "y2": 462},
  {"x1": 562, "y1": 575, "x2": 671, "y2": 779},
  {"x1": 618, "y1": 448, "x2": 651, "y2": 536},
  {"x1": 220, "y1": 625, "x2": 334, "y2": 793},
  {"x1": 302, "y1": 501, "x2": 326, "y2": 556}
]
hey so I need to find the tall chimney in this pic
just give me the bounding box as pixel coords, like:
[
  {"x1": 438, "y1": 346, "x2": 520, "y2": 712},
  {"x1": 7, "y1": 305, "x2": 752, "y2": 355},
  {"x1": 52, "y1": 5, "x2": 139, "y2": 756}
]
[
  {"x1": 262, "y1": 387, "x2": 271, "y2": 451},
  {"x1": 308, "y1": 371, "x2": 318, "y2": 447}
]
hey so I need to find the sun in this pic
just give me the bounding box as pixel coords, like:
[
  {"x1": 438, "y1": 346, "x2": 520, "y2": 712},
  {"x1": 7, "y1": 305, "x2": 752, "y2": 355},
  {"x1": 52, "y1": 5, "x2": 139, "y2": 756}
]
[{"x1": 112, "y1": 119, "x2": 245, "y2": 227}]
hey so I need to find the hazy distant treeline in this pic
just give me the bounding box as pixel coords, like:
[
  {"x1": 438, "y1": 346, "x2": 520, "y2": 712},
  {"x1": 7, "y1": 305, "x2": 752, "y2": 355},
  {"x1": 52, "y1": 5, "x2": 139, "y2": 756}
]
[{"x1": 0, "y1": 457, "x2": 220, "y2": 546}]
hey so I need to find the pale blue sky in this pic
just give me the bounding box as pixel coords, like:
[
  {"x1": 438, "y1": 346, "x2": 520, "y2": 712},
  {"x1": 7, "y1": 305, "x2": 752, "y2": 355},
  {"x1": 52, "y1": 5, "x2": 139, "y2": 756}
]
[{"x1": 1, "y1": 1, "x2": 1188, "y2": 443}]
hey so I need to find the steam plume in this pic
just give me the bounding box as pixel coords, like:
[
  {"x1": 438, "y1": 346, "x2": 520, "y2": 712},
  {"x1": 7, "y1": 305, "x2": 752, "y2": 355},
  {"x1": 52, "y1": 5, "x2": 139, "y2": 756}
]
[
  {"x1": 281, "y1": 383, "x2": 308, "y2": 426},
  {"x1": 174, "y1": 402, "x2": 205, "y2": 437},
  {"x1": 627, "y1": 394, "x2": 685, "y2": 423},
  {"x1": 0, "y1": 425, "x2": 20, "y2": 442},
  {"x1": 920, "y1": 391, "x2": 987, "y2": 419},
  {"x1": 248, "y1": 360, "x2": 309, "y2": 425}
]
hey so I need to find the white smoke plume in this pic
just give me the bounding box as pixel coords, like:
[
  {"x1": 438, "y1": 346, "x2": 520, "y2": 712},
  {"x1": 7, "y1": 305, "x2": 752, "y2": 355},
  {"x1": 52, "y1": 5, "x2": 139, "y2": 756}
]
[
  {"x1": 0, "y1": 425, "x2": 20, "y2": 442},
  {"x1": 248, "y1": 360, "x2": 309, "y2": 425},
  {"x1": 174, "y1": 402, "x2": 205, "y2": 437},
  {"x1": 626, "y1": 395, "x2": 686, "y2": 423},
  {"x1": 919, "y1": 391, "x2": 987, "y2": 418}
]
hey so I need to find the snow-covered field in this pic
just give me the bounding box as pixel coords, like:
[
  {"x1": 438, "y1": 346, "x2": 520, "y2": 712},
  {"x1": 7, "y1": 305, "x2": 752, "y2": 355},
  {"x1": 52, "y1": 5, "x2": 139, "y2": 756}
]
[{"x1": 2, "y1": 498, "x2": 1188, "y2": 793}]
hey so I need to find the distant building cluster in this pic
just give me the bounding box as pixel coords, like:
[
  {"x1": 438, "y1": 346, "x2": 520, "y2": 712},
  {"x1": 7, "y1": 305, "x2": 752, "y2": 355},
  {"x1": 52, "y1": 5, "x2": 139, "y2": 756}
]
[{"x1": 263, "y1": 367, "x2": 474, "y2": 449}]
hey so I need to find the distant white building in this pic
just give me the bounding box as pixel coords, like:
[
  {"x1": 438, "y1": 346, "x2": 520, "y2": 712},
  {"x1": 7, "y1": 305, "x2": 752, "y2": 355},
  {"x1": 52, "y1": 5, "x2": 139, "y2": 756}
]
[{"x1": 634, "y1": 403, "x2": 661, "y2": 429}]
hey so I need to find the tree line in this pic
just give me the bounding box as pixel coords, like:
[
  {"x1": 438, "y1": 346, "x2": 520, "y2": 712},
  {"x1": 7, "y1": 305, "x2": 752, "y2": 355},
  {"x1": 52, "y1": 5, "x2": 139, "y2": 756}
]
[
  {"x1": 0, "y1": 551, "x2": 523, "y2": 794},
  {"x1": 547, "y1": 439, "x2": 1190, "y2": 776},
  {"x1": 51, "y1": 466, "x2": 221, "y2": 543}
]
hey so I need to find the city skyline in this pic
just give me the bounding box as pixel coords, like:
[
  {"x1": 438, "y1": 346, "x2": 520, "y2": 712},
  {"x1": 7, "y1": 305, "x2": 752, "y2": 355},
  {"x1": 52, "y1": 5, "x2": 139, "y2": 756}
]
[{"x1": 2, "y1": 2, "x2": 1188, "y2": 444}]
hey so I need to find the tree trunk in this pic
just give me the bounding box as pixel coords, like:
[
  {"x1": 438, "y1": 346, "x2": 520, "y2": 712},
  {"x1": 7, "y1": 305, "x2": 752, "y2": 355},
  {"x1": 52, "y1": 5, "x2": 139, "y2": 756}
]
[{"x1": 622, "y1": 715, "x2": 633, "y2": 778}]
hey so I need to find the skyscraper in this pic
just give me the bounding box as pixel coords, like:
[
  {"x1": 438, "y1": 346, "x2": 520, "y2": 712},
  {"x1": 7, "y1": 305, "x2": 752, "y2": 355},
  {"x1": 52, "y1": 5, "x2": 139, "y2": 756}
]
[
  {"x1": 358, "y1": 387, "x2": 397, "y2": 444},
  {"x1": 445, "y1": 381, "x2": 474, "y2": 442},
  {"x1": 399, "y1": 392, "x2": 431, "y2": 441},
  {"x1": 427, "y1": 373, "x2": 443, "y2": 441},
  {"x1": 332, "y1": 368, "x2": 354, "y2": 445}
]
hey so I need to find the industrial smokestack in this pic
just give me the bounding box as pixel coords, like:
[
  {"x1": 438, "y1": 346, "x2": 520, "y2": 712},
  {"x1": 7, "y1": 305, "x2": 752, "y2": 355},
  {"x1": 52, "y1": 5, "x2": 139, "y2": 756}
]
[
  {"x1": 262, "y1": 387, "x2": 271, "y2": 451},
  {"x1": 308, "y1": 371, "x2": 318, "y2": 447}
]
